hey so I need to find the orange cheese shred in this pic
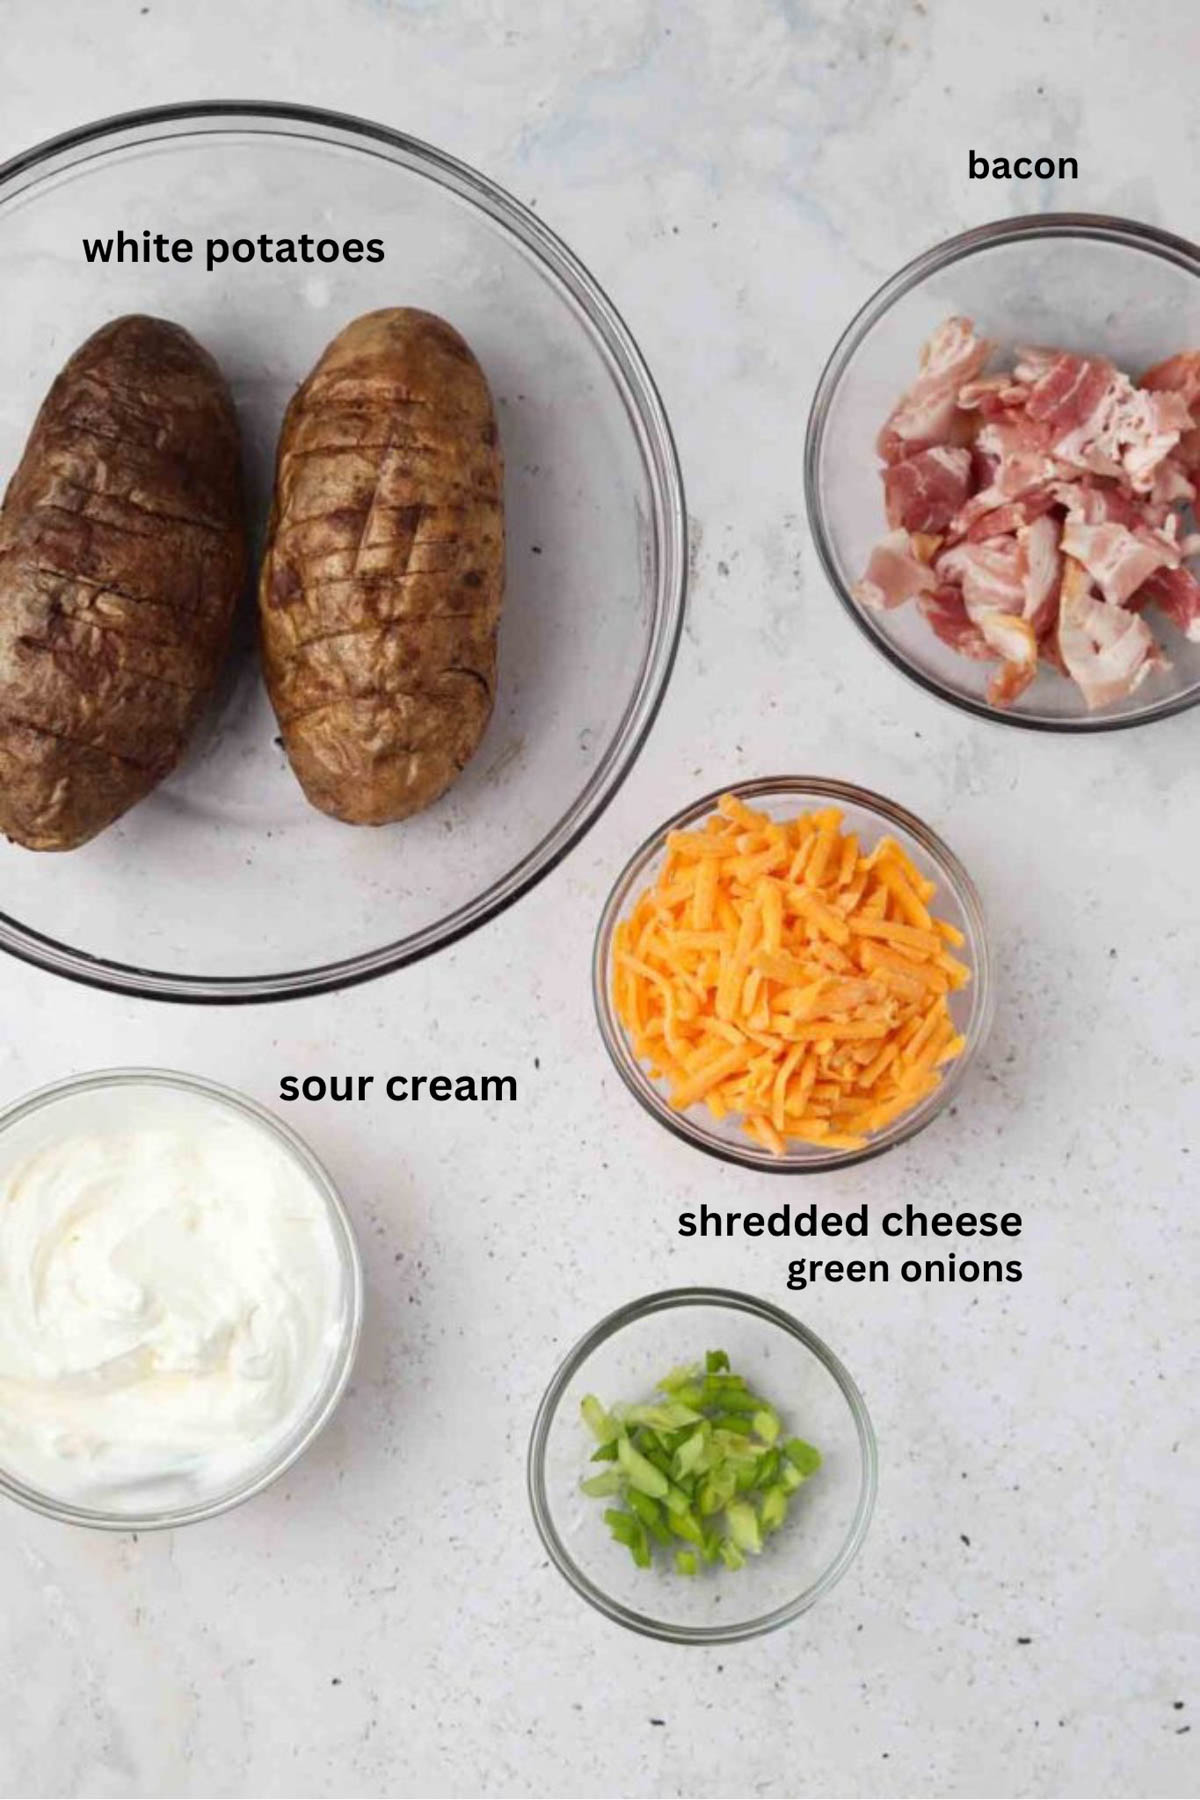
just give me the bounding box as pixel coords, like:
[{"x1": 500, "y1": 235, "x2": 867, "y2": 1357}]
[{"x1": 613, "y1": 797, "x2": 972, "y2": 1155}]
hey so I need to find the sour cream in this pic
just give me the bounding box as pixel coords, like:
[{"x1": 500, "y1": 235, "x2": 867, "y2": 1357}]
[{"x1": 0, "y1": 1079, "x2": 352, "y2": 1515}]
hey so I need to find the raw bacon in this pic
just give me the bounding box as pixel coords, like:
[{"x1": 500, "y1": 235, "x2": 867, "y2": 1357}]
[
  {"x1": 1133, "y1": 564, "x2": 1200, "y2": 641},
  {"x1": 883, "y1": 447, "x2": 972, "y2": 532},
  {"x1": 852, "y1": 530, "x2": 937, "y2": 611},
  {"x1": 1056, "y1": 559, "x2": 1160, "y2": 711},
  {"x1": 916, "y1": 585, "x2": 991, "y2": 659},
  {"x1": 855, "y1": 316, "x2": 1200, "y2": 709},
  {"x1": 876, "y1": 317, "x2": 991, "y2": 465}
]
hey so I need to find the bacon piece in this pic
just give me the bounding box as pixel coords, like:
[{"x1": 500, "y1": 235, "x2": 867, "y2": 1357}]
[
  {"x1": 883, "y1": 447, "x2": 972, "y2": 532},
  {"x1": 1026, "y1": 352, "x2": 1116, "y2": 438},
  {"x1": 1056, "y1": 557, "x2": 1161, "y2": 710},
  {"x1": 936, "y1": 537, "x2": 1026, "y2": 615},
  {"x1": 1149, "y1": 457, "x2": 1196, "y2": 506},
  {"x1": 1060, "y1": 518, "x2": 1180, "y2": 607},
  {"x1": 964, "y1": 488, "x2": 1057, "y2": 543},
  {"x1": 950, "y1": 414, "x2": 1060, "y2": 535},
  {"x1": 1140, "y1": 351, "x2": 1200, "y2": 410},
  {"x1": 957, "y1": 374, "x2": 1028, "y2": 418},
  {"x1": 876, "y1": 317, "x2": 991, "y2": 464},
  {"x1": 988, "y1": 654, "x2": 1037, "y2": 708},
  {"x1": 916, "y1": 584, "x2": 991, "y2": 660},
  {"x1": 1140, "y1": 351, "x2": 1200, "y2": 475},
  {"x1": 936, "y1": 536, "x2": 1038, "y2": 700},
  {"x1": 1134, "y1": 564, "x2": 1200, "y2": 641},
  {"x1": 852, "y1": 530, "x2": 937, "y2": 611},
  {"x1": 1013, "y1": 345, "x2": 1060, "y2": 385},
  {"x1": 1053, "y1": 477, "x2": 1154, "y2": 530},
  {"x1": 1027, "y1": 353, "x2": 1189, "y2": 489},
  {"x1": 1019, "y1": 513, "x2": 1062, "y2": 636}
]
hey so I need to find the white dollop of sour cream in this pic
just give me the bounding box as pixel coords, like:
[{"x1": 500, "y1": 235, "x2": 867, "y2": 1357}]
[{"x1": 0, "y1": 1085, "x2": 349, "y2": 1513}]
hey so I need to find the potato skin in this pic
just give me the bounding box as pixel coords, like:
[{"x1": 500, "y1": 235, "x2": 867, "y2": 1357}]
[
  {"x1": 0, "y1": 315, "x2": 245, "y2": 850},
  {"x1": 260, "y1": 308, "x2": 504, "y2": 825}
]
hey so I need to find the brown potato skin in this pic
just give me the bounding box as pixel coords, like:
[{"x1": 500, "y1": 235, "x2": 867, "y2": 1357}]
[
  {"x1": 260, "y1": 308, "x2": 504, "y2": 825},
  {"x1": 0, "y1": 315, "x2": 246, "y2": 850}
]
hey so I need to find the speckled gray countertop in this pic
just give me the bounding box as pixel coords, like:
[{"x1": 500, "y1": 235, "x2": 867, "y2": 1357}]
[{"x1": 1, "y1": 3, "x2": 1198, "y2": 1796}]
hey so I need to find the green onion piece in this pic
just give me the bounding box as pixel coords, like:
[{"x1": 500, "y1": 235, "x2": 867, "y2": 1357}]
[
  {"x1": 659, "y1": 1361, "x2": 702, "y2": 1392},
  {"x1": 580, "y1": 1470, "x2": 623, "y2": 1498},
  {"x1": 604, "y1": 1507, "x2": 637, "y2": 1545},
  {"x1": 719, "y1": 1537, "x2": 745, "y2": 1572},
  {"x1": 631, "y1": 1431, "x2": 675, "y2": 1479},
  {"x1": 675, "y1": 1549, "x2": 699, "y2": 1576},
  {"x1": 755, "y1": 1448, "x2": 781, "y2": 1487},
  {"x1": 753, "y1": 1408, "x2": 781, "y2": 1445},
  {"x1": 590, "y1": 1441, "x2": 619, "y2": 1463},
  {"x1": 628, "y1": 1488, "x2": 674, "y2": 1546},
  {"x1": 669, "y1": 1507, "x2": 705, "y2": 1547},
  {"x1": 709, "y1": 1411, "x2": 754, "y2": 1436},
  {"x1": 760, "y1": 1484, "x2": 789, "y2": 1534},
  {"x1": 702, "y1": 1380, "x2": 757, "y2": 1411},
  {"x1": 784, "y1": 1438, "x2": 822, "y2": 1478},
  {"x1": 624, "y1": 1402, "x2": 704, "y2": 1432},
  {"x1": 705, "y1": 1349, "x2": 730, "y2": 1374},
  {"x1": 726, "y1": 1500, "x2": 763, "y2": 1555},
  {"x1": 581, "y1": 1395, "x2": 618, "y2": 1444},
  {"x1": 617, "y1": 1433, "x2": 669, "y2": 1499},
  {"x1": 673, "y1": 1424, "x2": 710, "y2": 1480}
]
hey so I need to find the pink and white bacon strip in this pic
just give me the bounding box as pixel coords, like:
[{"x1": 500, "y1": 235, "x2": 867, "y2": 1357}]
[{"x1": 853, "y1": 318, "x2": 1200, "y2": 710}]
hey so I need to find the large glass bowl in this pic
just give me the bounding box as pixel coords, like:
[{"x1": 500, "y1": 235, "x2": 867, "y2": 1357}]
[
  {"x1": 527, "y1": 1288, "x2": 877, "y2": 1644},
  {"x1": 594, "y1": 777, "x2": 993, "y2": 1173},
  {"x1": 805, "y1": 214, "x2": 1200, "y2": 731},
  {"x1": 0, "y1": 1069, "x2": 363, "y2": 1531},
  {"x1": 0, "y1": 104, "x2": 685, "y2": 1001}
]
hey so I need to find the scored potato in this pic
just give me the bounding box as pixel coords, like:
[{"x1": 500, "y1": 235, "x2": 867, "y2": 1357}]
[
  {"x1": 0, "y1": 315, "x2": 246, "y2": 851},
  {"x1": 259, "y1": 308, "x2": 505, "y2": 825}
]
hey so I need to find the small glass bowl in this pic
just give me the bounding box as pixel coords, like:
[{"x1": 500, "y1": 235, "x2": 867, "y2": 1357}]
[
  {"x1": 527, "y1": 1287, "x2": 877, "y2": 1644},
  {"x1": 0, "y1": 1069, "x2": 363, "y2": 1530},
  {"x1": 805, "y1": 213, "x2": 1200, "y2": 731},
  {"x1": 594, "y1": 777, "x2": 992, "y2": 1172}
]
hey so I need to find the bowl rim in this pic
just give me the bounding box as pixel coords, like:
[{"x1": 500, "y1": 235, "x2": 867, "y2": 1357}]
[
  {"x1": 593, "y1": 775, "x2": 994, "y2": 1172},
  {"x1": 0, "y1": 100, "x2": 687, "y2": 1005},
  {"x1": 526, "y1": 1285, "x2": 878, "y2": 1644},
  {"x1": 804, "y1": 210, "x2": 1200, "y2": 734},
  {"x1": 0, "y1": 1066, "x2": 364, "y2": 1530}
]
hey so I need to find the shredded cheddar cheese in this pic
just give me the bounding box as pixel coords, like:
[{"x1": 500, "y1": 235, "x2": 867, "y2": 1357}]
[{"x1": 613, "y1": 795, "x2": 970, "y2": 1154}]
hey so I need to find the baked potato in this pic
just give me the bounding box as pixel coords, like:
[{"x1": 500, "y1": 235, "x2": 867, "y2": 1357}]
[
  {"x1": 259, "y1": 308, "x2": 504, "y2": 825},
  {"x1": 0, "y1": 315, "x2": 246, "y2": 851}
]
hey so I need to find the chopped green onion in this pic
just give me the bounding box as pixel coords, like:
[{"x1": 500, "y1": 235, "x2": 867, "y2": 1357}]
[
  {"x1": 618, "y1": 1433, "x2": 670, "y2": 1499},
  {"x1": 752, "y1": 1408, "x2": 780, "y2": 1445},
  {"x1": 628, "y1": 1488, "x2": 674, "y2": 1546},
  {"x1": 760, "y1": 1484, "x2": 789, "y2": 1534},
  {"x1": 580, "y1": 1350, "x2": 821, "y2": 1577},
  {"x1": 580, "y1": 1470, "x2": 623, "y2": 1498},
  {"x1": 581, "y1": 1395, "x2": 618, "y2": 1444},
  {"x1": 726, "y1": 1500, "x2": 763, "y2": 1555},
  {"x1": 784, "y1": 1437, "x2": 822, "y2": 1478}
]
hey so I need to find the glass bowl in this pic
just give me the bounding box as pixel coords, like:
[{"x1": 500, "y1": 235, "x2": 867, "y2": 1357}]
[
  {"x1": 0, "y1": 103, "x2": 685, "y2": 1001},
  {"x1": 594, "y1": 776, "x2": 993, "y2": 1172},
  {"x1": 527, "y1": 1287, "x2": 877, "y2": 1643},
  {"x1": 0, "y1": 1068, "x2": 363, "y2": 1530},
  {"x1": 805, "y1": 213, "x2": 1200, "y2": 731}
]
